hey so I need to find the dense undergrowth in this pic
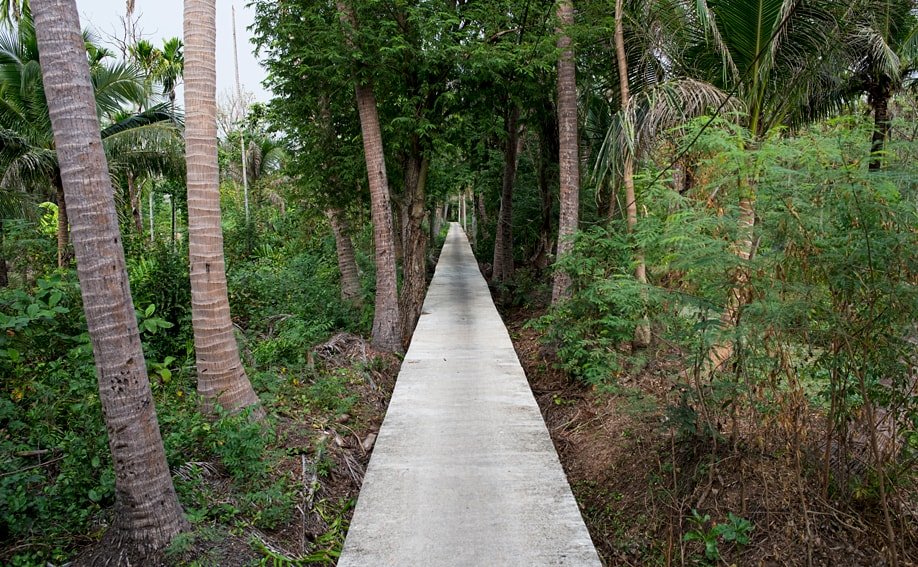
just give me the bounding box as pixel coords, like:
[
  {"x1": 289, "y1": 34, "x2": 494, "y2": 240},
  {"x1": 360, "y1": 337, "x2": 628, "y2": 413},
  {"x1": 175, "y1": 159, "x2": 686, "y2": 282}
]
[
  {"x1": 498, "y1": 117, "x2": 918, "y2": 565},
  {"x1": 0, "y1": 199, "x2": 404, "y2": 566}
]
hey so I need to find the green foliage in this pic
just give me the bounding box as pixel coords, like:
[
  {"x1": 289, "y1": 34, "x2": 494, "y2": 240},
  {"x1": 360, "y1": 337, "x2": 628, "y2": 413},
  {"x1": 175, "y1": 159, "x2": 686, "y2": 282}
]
[
  {"x1": 210, "y1": 406, "x2": 273, "y2": 484},
  {"x1": 533, "y1": 225, "x2": 657, "y2": 383},
  {"x1": 683, "y1": 509, "x2": 754, "y2": 563},
  {"x1": 306, "y1": 371, "x2": 357, "y2": 417},
  {"x1": 0, "y1": 276, "x2": 111, "y2": 564},
  {"x1": 227, "y1": 221, "x2": 369, "y2": 367},
  {"x1": 127, "y1": 241, "x2": 192, "y2": 359}
]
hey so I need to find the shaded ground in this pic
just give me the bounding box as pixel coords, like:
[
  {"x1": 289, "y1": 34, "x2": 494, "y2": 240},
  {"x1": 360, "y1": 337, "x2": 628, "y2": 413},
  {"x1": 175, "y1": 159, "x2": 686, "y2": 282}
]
[
  {"x1": 163, "y1": 335, "x2": 401, "y2": 567},
  {"x1": 503, "y1": 304, "x2": 917, "y2": 567}
]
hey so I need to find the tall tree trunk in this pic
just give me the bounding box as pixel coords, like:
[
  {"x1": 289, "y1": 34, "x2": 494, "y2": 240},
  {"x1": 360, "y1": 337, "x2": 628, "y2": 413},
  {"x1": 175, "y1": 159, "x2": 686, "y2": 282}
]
[
  {"x1": 54, "y1": 175, "x2": 72, "y2": 267},
  {"x1": 400, "y1": 154, "x2": 429, "y2": 345},
  {"x1": 614, "y1": 0, "x2": 650, "y2": 347},
  {"x1": 475, "y1": 192, "x2": 488, "y2": 230},
  {"x1": 551, "y1": 0, "x2": 580, "y2": 303},
  {"x1": 338, "y1": 2, "x2": 402, "y2": 352},
  {"x1": 32, "y1": 0, "x2": 188, "y2": 559},
  {"x1": 869, "y1": 81, "x2": 892, "y2": 171},
  {"x1": 491, "y1": 105, "x2": 520, "y2": 283},
  {"x1": 127, "y1": 173, "x2": 143, "y2": 234},
  {"x1": 531, "y1": 125, "x2": 555, "y2": 273},
  {"x1": 184, "y1": 0, "x2": 262, "y2": 415},
  {"x1": 702, "y1": 188, "x2": 755, "y2": 373},
  {"x1": 355, "y1": 83, "x2": 402, "y2": 351},
  {"x1": 325, "y1": 207, "x2": 363, "y2": 306},
  {"x1": 0, "y1": 220, "x2": 8, "y2": 287}
]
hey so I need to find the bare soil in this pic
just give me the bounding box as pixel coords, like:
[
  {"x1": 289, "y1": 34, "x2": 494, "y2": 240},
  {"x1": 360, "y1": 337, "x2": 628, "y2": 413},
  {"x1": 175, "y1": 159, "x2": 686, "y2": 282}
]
[{"x1": 503, "y1": 305, "x2": 918, "y2": 567}]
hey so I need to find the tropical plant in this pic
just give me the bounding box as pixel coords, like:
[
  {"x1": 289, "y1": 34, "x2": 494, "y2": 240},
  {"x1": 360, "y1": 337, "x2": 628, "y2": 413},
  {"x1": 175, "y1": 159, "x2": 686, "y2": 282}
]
[
  {"x1": 31, "y1": 0, "x2": 187, "y2": 560},
  {"x1": 843, "y1": 0, "x2": 918, "y2": 169},
  {"x1": 0, "y1": 10, "x2": 182, "y2": 266},
  {"x1": 184, "y1": 0, "x2": 262, "y2": 415}
]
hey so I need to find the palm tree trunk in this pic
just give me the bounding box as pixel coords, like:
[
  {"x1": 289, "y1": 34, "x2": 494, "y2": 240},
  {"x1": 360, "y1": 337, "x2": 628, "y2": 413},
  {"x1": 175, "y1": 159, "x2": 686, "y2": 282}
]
[
  {"x1": 869, "y1": 82, "x2": 892, "y2": 171},
  {"x1": 32, "y1": 0, "x2": 187, "y2": 559},
  {"x1": 614, "y1": 0, "x2": 650, "y2": 348},
  {"x1": 703, "y1": 190, "x2": 754, "y2": 372},
  {"x1": 325, "y1": 207, "x2": 363, "y2": 306},
  {"x1": 338, "y1": 1, "x2": 402, "y2": 352},
  {"x1": 184, "y1": 0, "x2": 262, "y2": 415},
  {"x1": 400, "y1": 153, "x2": 429, "y2": 345},
  {"x1": 54, "y1": 175, "x2": 72, "y2": 267},
  {"x1": 127, "y1": 173, "x2": 143, "y2": 234},
  {"x1": 551, "y1": 0, "x2": 580, "y2": 304},
  {"x1": 492, "y1": 105, "x2": 520, "y2": 283}
]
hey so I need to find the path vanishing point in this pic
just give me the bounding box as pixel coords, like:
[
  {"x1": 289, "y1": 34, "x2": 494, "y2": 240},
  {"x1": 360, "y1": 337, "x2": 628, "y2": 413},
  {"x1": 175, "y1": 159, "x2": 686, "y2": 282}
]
[{"x1": 338, "y1": 223, "x2": 601, "y2": 566}]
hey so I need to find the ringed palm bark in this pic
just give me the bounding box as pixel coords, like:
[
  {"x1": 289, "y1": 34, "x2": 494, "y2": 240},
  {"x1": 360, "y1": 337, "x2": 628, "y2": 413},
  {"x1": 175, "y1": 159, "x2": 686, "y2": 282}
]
[
  {"x1": 184, "y1": 0, "x2": 262, "y2": 414},
  {"x1": 31, "y1": 0, "x2": 187, "y2": 558},
  {"x1": 551, "y1": 0, "x2": 579, "y2": 304},
  {"x1": 337, "y1": 1, "x2": 402, "y2": 352}
]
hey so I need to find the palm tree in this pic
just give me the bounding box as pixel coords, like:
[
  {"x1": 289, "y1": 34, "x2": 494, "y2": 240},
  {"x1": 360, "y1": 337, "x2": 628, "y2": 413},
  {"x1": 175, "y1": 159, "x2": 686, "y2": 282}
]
[
  {"x1": 581, "y1": 0, "x2": 735, "y2": 346},
  {"x1": 551, "y1": 0, "x2": 580, "y2": 304},
  {"x1": 675, "y1": 0, "x2": 840, "y2": 372},
  {"x1": 184, "y1": 0, "x2": 263, "y2": 414},
  {"x1": 0, "y1": 12, "x2": 181, "y2": 265},
  {"x1": 159, "y1": 37, "x2": 183, "y2": 106},
  {"x1": 337, "y1": 0, "x2": 402, "y2": 352},
  {"x1": 612, "y1": 0, "x2": 651, "y2": 347},
  {"x1": 0, "y1": 0, "x2": 25, "y2": 22},
  {"x1": 31, "y1": 0, "x2": 187, "y2": 559},
  {"x1": 844, "y1": 0, "x2": 918, "y2": 169}
]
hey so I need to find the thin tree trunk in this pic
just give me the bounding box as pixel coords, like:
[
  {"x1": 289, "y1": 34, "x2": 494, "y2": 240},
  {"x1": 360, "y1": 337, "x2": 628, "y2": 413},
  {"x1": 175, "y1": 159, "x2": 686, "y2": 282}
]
[
  {"x1": 551, "y1": 0, "x2": 580, "y2": 303},
  {"x1": 325, "y1": 207, "x2": 363, "y2": 306},
  {"x1": 614, "y1": 0, "x2": 650, "y2": 347},
  {"x1": 184, "y1": 0, "x2": 262, "y2": 415},
  {"x1": 869, "y1": 82, "x2": 891, "y2": 171},
  {"x1": 703, "y1": 190, "x2": 754, "y2": 372},
  {"x1": 400, "y1": 154, "x2": 429, "y2": 345},
  {"x1": 127, "y1": 173, "x2": 143, "y2": 234},
  {"x1": 338, "y1": 2, "x2": 402, "y2": 352},
  {"x1": 475, "y1": 192, "x2": 487, "y2": 230},
  {"x1": 54, "y1": 176, "x2": 72, "y2": 267},
  {"x1": 531, "y1": 126, "x2": 555, "y2": 273},
  {"x1": 33, "y1": 0, "x2": 188, "y2": 559},
  {"x1": 0, "y1": 220, "x2": 8, "y2": 287},
  {"x1": 148, "y1": 183, "x2": 154, "y2": 242},
  {"x1": 492, "y1": 105, "x2": 520, "y2": 283}
]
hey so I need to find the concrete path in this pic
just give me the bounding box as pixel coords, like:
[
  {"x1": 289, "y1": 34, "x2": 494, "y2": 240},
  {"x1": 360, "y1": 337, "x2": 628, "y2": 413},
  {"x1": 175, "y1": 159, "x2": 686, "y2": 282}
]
[{"x1": 338, "y1": 223, "x2": 600, "y2": 567}]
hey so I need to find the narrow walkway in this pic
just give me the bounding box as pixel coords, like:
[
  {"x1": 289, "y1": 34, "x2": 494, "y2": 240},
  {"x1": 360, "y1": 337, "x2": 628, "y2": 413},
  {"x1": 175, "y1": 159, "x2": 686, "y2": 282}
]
[{"x1": 338, "y1": 223, "x2": 600, "y2": 566}]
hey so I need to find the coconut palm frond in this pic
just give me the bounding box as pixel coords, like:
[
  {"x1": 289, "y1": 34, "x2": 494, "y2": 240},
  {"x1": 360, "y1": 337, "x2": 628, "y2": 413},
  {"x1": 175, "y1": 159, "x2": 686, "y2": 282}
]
[
  {"x1": 91, "y1": 61, "x2": 147, "y2": 118},
  {"x1": 100, "y1": 103, "x2": 179, "y2": 139}
]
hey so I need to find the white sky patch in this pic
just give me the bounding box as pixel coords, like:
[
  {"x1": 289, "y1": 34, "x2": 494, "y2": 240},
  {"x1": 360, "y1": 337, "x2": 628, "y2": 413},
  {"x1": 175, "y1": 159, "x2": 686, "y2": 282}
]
[{"x1": 75, "y1": 0, "x2": 270, "y2": 102}]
